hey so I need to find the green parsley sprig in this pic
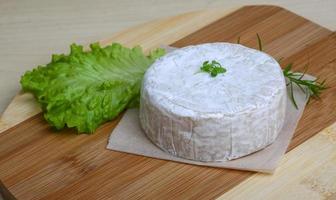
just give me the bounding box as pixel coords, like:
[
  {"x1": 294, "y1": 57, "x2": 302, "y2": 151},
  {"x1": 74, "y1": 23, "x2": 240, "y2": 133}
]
[{"x1": 200, "y1": 60, "x2": 227, "y2": 77}]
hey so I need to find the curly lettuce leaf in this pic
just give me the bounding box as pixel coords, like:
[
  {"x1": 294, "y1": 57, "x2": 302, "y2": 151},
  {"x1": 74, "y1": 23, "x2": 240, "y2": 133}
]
[{"x1": 20, "y1": 43, "x2": 165, "y2": 133}]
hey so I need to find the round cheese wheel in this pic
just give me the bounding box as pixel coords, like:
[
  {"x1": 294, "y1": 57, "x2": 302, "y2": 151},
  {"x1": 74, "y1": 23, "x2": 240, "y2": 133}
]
[{"x1": 140, "y1": 43, "x2": 287, "y2": 162}]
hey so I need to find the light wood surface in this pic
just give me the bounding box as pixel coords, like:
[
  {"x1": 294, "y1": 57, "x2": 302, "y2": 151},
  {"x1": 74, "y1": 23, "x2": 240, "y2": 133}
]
[
  {"x1": 220, "y1": 123, "x2": 336, "y2": 200},
  {"x1": 0, "y1": 5, "x2": 336, "y2": 199}
]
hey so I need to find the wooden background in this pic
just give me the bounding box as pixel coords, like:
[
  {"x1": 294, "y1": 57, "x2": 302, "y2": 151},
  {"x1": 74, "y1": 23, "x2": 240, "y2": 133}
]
[
  {"x1": 0, "y1": 5, "x2": 336, "y2": 200},
  {"x1": 0, "y1": 0, "x2": 335, "y2": 115}
]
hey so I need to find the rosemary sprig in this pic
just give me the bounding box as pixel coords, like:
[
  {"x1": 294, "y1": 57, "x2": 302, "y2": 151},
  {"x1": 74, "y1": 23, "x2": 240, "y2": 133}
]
[
  {"x1": 282, "y1": 63, "x2": 327, "y2": 108},
  {"x1": 238, "y1": 34, "x2": 327, "y2": 109}
]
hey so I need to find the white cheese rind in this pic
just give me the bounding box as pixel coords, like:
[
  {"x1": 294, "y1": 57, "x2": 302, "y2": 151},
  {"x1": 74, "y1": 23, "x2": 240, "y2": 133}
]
[{"x1": 140, "y1": 43, "x2": 287, "y2": 162}]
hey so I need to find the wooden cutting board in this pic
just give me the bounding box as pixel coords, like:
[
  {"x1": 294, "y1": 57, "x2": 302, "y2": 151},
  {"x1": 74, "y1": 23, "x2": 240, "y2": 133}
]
[{"x1": 1, "y1": 5, "x2": 336, "y2": 200}]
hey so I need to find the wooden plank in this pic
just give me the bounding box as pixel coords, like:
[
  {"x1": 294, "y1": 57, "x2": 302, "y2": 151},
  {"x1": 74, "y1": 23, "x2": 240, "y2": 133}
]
[
  {"x1": 0, "y1": 6, "x2": 335, "y2": 200},
  {"x1": 172, "y1": 6, "x2": 332, "y2": 59},
  {"x1": 219, "y1": 121, "x2": 336, "y2": 200}
]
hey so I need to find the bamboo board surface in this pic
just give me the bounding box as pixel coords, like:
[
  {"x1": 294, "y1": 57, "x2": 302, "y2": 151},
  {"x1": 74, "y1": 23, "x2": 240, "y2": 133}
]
[{"x1": 0, "y1": 5, "x2": 336, "y2": 200}]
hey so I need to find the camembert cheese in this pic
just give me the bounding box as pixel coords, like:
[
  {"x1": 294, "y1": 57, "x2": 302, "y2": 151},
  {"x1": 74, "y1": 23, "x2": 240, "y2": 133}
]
[{"x1": 140, "y1": 43, "x2": 286, "y2": 162}]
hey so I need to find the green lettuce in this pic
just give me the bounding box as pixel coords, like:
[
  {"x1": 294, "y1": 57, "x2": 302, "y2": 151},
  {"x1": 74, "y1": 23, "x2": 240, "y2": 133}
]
[{"x1": 20, "y1": 43, "x2": 165, "y2": 133}]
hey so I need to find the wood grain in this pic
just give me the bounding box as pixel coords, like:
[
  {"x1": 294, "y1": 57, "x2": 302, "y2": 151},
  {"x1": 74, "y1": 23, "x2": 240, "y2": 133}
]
[
  {"x1": 0, "y1": 5, "x2": 336, "y2": 200},
  {"x1": 219, "y1": 122, "x2": 336, "y2": 200}
]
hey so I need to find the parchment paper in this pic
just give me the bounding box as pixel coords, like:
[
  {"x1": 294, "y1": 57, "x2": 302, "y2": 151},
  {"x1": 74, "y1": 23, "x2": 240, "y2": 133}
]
[{"x1": 106, "y1": 46, "x2": 313, "y2": 173}]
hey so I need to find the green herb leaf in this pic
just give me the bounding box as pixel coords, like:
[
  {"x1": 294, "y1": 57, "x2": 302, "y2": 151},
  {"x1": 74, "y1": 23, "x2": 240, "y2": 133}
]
[
  {"x1": 256, "y1": 33, "x2": 263, "y2": 51},
  {"x1": 289, "y1": 81, "x2": 298, "y2": 109},
  {"x1": 199, "y1": 60, "x2": 227, "y2": 77},
  {"x1": 282, "y1": 62, "x2": 327, "y2": 109},
  {"x1": 252, "y1": 34, "x2": 327, "y2": 109},
  {"x1": 20, "y1": 43, "x2": 165, "y2": 133}
]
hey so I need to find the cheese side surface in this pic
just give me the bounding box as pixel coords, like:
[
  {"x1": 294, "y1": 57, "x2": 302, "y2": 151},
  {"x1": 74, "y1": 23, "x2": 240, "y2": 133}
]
[{"x1": 140, "y1": 43, "x2": 287, "y2": 162}]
